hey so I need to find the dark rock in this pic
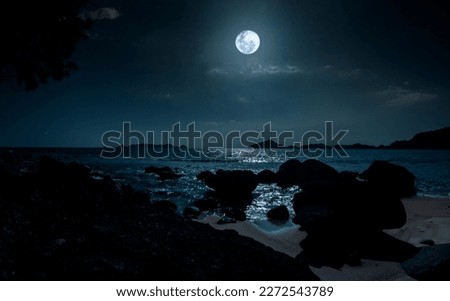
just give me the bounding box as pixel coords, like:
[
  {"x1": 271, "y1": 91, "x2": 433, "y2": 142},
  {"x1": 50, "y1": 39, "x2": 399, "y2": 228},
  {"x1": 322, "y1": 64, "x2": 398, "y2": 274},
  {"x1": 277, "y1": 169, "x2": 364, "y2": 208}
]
[
  {"x1": 0, "y1": 151, "x2": 15, "y2": 164},
  {"x1": 293, "y1": 202, "x2": 336, "y2": 231},
  {"x1": 197, "y1": 170, "x2": 214, "y2": 182},
  {"x1": 121, "y1": 184, "x2": 134, "y2": 196},
  {"x1": 401, "y1": 244, "x2": 450, "y2": 280},
  {"x1": 198, "y1": 169, "x2": 258, "y2": 206},
  {"x1": 293, "y1": 180, "x2": 407, "y2": 232},
  {"x1": 297, "y1": 159, "x2": 340, "y2": 188},
  {"x1": 291, "y1": 178, "x2": 410, "y2": 268},
  {"x1": 193, "y1": 197, "x2": 219, "y2": 211},
  {"x1": 275, "y1": 159, "x2": 340, "y2": 189},
  {"x1": 257, "y1": 169, "x2": 277, "y2": 184},
  {"x1": 183, "y1": 206, "x2": 201, "y2": 219},
  {"x1": 67, "y1": 162, "x2": 91, "y2": 179},
  {"x1": 145, "y1": 166, "x2": 183, "y2": 180},
  {"x1": 339, "y1": 171, "x2": 359, "y2": 181},
  {"x1": 267, "y1": 205, "x2": 290, "y2": 221},
  {"x1": 150, "y1": 200, "x2": 177, "y2": 213},
  {"x1": 360, "y1": 160, "x2": 416, "y2": 198},
  {"x1": 276, "y1": 159, "x2": 303, "y2": 188},
  {"x1": 38, "y1": 156, "x2": 67, "y2": 178},
  {"x1": 221, "y1": 207, "x2": 246, "y2": 221},
  {"x1": 130, "y1": 191, "x2": 151, "y2": 204},
  {"x1": 121, "y1": 184, "x2": 150, "y2": 205},
  {"x1": 420, "y1": 239, "x2": 435, "y2": 246},
  {"x1": 298, "y1": 235, "x2": 360, "y2": 269},
  {"x1": 358, "y1": 231, "x2": 419, "y2": 262}
]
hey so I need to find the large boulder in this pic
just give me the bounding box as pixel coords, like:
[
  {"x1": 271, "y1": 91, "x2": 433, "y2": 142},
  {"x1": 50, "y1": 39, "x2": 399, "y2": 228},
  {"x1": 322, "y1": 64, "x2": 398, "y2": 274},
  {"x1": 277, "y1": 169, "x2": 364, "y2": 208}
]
[
  {"x1": 275, "y1": 159, "x2": 303, "y2": 188},
  {"x1": 257, "y1": 169, "x2": 277, "y2": 184},
  {"x1": 297, "y1": 159, "x2": 340, "y2": 188},
  {"x1": 360, "y1": 160, "x2": 416, "y2": 198},
  {"x1": 197, "y1": 170, "x2": 258, "y2": 206},
  {"x1": 275, "y1": 159, "x2": 340, "y2": 189},
  {"x1": 292, "y1": 179, "x2": 410, "y2": 268},
  {"x1": 267, "y1": 205, "x2": 290, "y2": 221},
  {"x1": 401, "y1": 244, "x2": 450, "y2": 280},
  {"x1": 293, "y1": 180, "x2": 407, "y2": 232},
  {"x1": 183, "y1": 206, "x2": 201, "y2": 219}
]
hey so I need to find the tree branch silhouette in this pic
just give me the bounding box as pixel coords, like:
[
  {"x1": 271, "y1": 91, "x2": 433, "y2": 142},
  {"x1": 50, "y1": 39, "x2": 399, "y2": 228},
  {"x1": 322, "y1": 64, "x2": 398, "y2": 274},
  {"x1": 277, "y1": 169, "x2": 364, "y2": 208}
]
[{"x1": 0, "y1": 0, "x2": 92, "y2": 91}]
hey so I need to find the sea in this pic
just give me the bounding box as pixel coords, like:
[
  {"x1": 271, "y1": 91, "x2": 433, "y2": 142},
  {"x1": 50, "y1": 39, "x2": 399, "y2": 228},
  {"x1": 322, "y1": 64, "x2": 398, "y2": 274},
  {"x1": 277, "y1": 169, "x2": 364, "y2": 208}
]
[{"x1": 11, "y1": 148, "x2": 450, "y2": 225}]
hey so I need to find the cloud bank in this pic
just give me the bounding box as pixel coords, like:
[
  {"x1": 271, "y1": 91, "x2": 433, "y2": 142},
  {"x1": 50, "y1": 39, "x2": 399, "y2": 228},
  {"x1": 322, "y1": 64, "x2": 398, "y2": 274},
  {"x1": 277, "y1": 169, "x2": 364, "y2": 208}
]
[
  {"x1": 208, "y1": 64, "x2": 301, "y2": 77},
  {"x1": 380, "y1": 85, "x2": 437, "y2": 107},
  {"x1": 81, "y1": 7, "x2": 121, "y2": 21}
]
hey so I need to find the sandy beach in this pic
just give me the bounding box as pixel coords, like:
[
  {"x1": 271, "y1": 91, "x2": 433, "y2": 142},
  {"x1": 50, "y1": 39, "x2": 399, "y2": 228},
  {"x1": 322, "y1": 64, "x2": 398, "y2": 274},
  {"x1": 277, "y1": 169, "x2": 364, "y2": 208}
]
[{"x1": 198, "y1": 197, "x2": 450, "y2": 280}]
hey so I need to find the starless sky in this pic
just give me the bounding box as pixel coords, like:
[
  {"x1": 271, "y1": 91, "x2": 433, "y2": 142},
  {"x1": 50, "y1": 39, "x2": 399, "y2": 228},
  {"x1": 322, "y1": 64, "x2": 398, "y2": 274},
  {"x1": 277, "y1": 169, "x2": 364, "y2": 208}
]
[{"x1": 1, "y1": 0, "x2": 450, "y2": 147}]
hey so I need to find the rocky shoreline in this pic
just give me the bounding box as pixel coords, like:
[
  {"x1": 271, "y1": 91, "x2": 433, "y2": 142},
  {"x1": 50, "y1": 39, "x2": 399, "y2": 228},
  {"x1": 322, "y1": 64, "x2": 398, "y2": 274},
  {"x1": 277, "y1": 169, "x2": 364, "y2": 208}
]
[
  {"x1": 1, "y1": 151, "x2": 449, "y2": 280},
  {"x1": 0, "y1": 154, "x2": 317, "y2": 280}
]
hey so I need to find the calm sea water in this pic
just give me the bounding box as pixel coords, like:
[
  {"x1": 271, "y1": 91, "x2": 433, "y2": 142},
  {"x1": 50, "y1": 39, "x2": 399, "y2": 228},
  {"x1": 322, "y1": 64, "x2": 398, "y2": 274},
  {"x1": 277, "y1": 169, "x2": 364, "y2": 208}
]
[{"x1": 41, "y1": 148, "x2": 450, "y2": 222}]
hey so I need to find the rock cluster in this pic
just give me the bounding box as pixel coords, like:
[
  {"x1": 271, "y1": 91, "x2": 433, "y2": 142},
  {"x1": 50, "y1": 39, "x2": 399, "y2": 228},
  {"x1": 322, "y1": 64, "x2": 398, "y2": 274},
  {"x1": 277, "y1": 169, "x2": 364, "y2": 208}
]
[{"x1": 0, "y1": 155, "x2": 317, "y2": 280}]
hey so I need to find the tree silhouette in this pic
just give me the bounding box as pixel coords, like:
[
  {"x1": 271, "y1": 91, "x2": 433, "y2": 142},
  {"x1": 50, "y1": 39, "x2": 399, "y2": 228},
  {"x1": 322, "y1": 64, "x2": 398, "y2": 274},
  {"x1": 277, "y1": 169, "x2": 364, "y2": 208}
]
[{"x1": 0, "y1": 0, "x2": 92, "y2": 90}]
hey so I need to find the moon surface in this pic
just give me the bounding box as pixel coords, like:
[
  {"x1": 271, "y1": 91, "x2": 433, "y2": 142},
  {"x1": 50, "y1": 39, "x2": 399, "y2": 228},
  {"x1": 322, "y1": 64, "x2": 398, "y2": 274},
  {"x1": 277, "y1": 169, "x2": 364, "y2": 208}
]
[{"x1": 235, "y1": 30, "x2": 260, "y2": 54}]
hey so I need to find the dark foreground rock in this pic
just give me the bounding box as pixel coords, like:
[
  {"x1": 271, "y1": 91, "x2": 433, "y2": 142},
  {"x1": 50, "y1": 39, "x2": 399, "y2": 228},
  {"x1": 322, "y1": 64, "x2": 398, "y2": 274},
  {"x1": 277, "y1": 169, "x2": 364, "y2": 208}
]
[
  {"x1": 257, "y1": 169, "x2": 277, "y2": 184},
  {"x1": 401, "y1": 244, "x2": 450, "y2": 280},
  {"x1": 0, "y1": 157, "x2": 318, "y2": 280},
  {"x1": 275, "y1": 159, "x2": 340, "y2": 189},
  {"x1": 197, "y1": 169, "x2": 258, "y2": 206},
  {"x1": 276, "y1": 159, "x2": 303, "y2": 188},
  {"x1": 183, "y1": 206, "x2": 201, "y2": 218},
  {"x1": 267, "y1": 205, "x2": 290, "y2": 221},
  {"x1": 360, "y1": 160, "x2": 416, "y2": 198},
  {"x1": 291, "y1": 162, "x2": 414, "y2": 268}
]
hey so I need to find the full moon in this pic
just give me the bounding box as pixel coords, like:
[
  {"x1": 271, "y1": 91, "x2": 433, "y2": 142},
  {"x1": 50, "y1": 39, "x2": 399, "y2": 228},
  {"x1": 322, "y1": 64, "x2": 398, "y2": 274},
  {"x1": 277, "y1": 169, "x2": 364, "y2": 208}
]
[{"x1": 235, "y1": 30, "x2": 260, "y2": 55}]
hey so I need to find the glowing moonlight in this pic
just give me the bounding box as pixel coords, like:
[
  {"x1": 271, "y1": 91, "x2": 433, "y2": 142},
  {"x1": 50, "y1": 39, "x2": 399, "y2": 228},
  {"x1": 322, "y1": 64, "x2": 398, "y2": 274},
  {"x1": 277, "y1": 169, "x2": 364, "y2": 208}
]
[{"x1": 235, "y1": 30, "x2": 260, "y2": 54}]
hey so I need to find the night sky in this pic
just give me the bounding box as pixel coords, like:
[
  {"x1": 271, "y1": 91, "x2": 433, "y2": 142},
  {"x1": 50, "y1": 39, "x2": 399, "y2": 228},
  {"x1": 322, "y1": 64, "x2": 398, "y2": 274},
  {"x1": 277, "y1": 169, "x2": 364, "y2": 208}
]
[{"x1": 1, "y1": 0, "x2": 450, "y2": 147}]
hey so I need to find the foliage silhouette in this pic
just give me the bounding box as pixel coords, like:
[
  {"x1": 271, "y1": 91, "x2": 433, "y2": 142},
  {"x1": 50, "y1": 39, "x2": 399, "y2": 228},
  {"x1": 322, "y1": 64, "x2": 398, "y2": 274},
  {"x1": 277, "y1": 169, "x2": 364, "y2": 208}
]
[{"x1": 0, "y1": 0, "x2": 91, "y2": 90}]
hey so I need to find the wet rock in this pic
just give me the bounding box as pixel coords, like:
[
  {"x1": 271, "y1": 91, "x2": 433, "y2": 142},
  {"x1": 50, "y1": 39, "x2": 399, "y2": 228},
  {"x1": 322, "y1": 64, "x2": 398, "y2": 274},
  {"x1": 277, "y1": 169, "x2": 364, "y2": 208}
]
[
  {"x1": 183, "y1": 206, "x2": 201, "y2": 219},
  {"x1": 145, "y1": 166, "x2": 183, "y2": 180},
  {"x1": 267, "y1": 205, "x2": 290, "y2": 221},
  {"x1": 257, "y1": 169, "x2": 277, "y2": 184},
  {"x1": 198, "y1": 170, "x2": 258, "y2": 206},
  {"x1": 401, "y1": 243, "x2": 450, "y2": 280}
]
